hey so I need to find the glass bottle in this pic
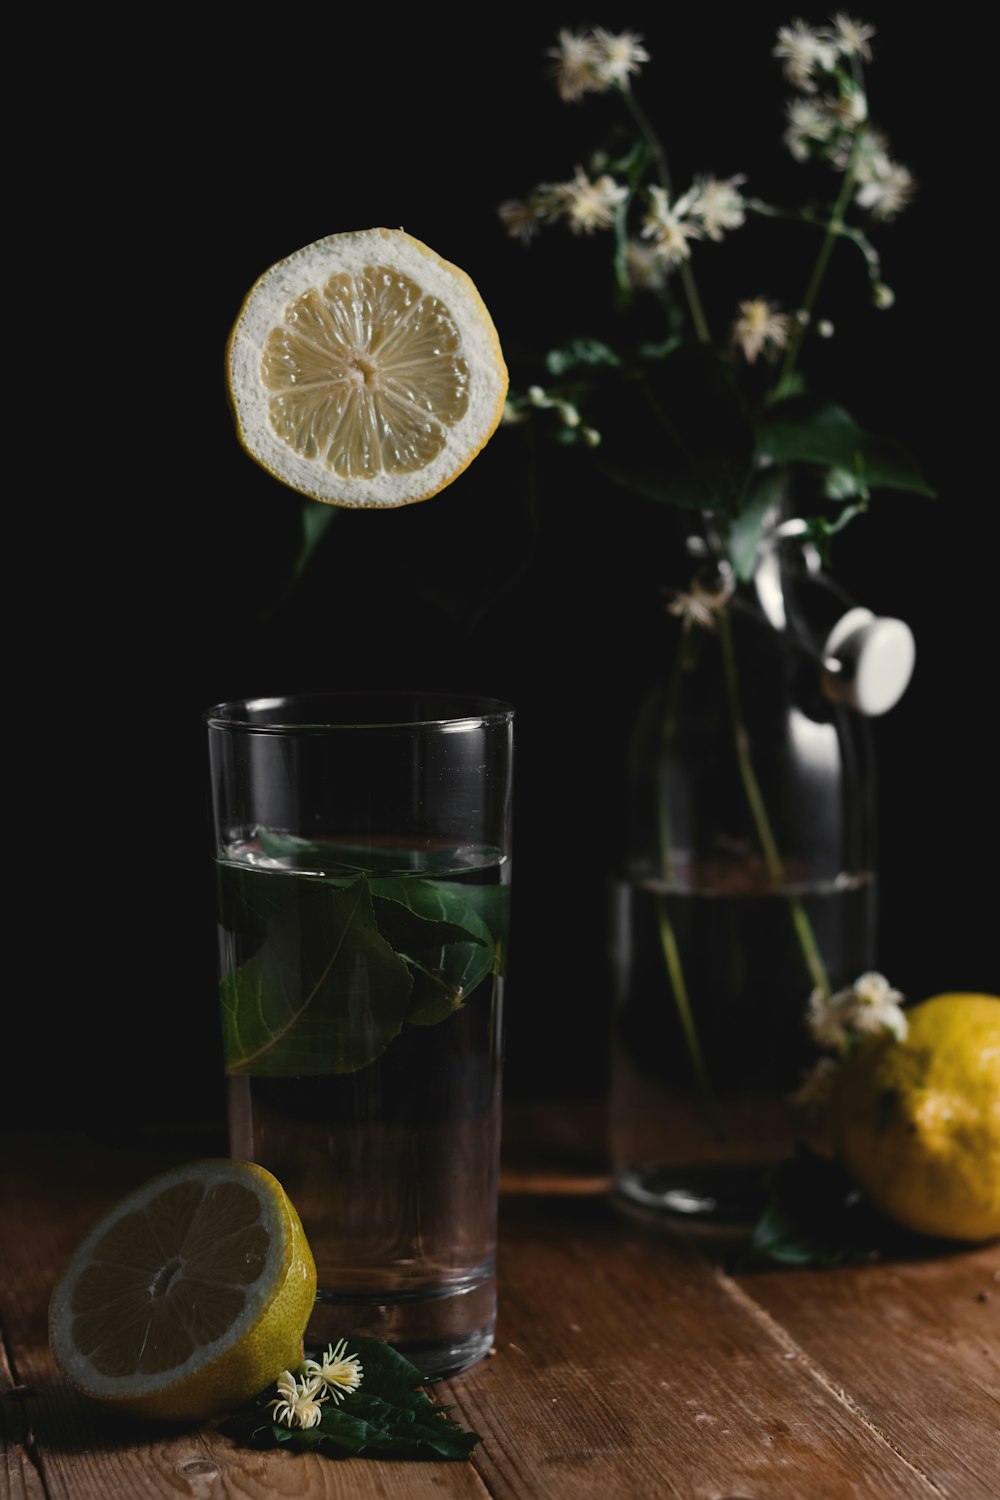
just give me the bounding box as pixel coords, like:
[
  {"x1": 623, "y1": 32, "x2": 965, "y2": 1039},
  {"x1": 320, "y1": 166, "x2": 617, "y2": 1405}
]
[{"x1": 609, "y1": 504, "x2": 914, "y2": 1223}]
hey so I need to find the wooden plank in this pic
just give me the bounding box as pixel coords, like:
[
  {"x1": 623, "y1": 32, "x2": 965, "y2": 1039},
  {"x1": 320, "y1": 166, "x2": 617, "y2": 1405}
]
[
  {"x1": 0, "y1": 1135, "x2": 488, "y2": 1499},
  {"x1": 442, "y1": 1193, "x2": 946, "y2": 1500},
  {"x1": 732, "y1": 1246, "x2": 1000, "y2": 1500}
]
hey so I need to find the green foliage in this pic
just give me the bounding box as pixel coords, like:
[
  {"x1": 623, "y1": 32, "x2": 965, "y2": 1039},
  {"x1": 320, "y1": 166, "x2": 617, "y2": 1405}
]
[
  {"x1": 219, "y1": 869, "x2": 501, "y2": 1075},
  {"x1": 220, "y1": 1338, "x2": 482, "y2": 1460},
  {"x1": 497, "y1": 19, "x2": 934, "y2": 576}
]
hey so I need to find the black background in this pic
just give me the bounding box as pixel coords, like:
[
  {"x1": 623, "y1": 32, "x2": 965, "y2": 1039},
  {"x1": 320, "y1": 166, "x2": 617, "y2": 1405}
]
[{"x1": 12, "y1": 5, "x2": 993, "y2": 1137}]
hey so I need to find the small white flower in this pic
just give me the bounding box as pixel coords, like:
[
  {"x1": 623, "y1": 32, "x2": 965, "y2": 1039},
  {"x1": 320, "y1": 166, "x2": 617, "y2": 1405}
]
[
  {"x1": 498, "y1": 197, "x2": 545, "y2": 244},
  {"x1": 591, "y1": 27, "x2": 650, "y2": 86},
  {"x1": 773, "y1": 19, "x2": 837, "y2": 90},
  {"x1": 547, "y1": 28, "x2": 604, "y2": 102},
  {"x1": 872, "y1": 282, "x2": 895, "y2": 309},
  {"x1": 689, "y1": 174, "x2": 747, "y2": 242},
  {"x1": 301, "y1": 1339, "x2": 364, "y2": 1404},
  {"x1": 665, "y1": 573, "x2": 735, "y2": 630},
  {"x1": 731, "y1": 299, "x2": 794, "y2": 365},
  {"x1": 831, "y1": 13, "x2": 876, "y2": 60},
  {"x1": 807, "y1": 971, "x2": 908, "y2": 1053},
  {"x1": 783, "y1": 97, "x2": 837, "y2": 161},
  {"x1": 854, "y1": 158, "x2": 915, "y2": 220},
  {"x1": 641, "y1": 184, "x2": 703, "y2": 266},
  {"x1": 561, "y1": 168, "x2": 629, "y2": 235},
  {"x1": 624, "y1": 239, "x2": 669, "y2": 291},
  {"x1": 817, "y1": 319, "x2": 835, "y2": 338},
  {"x1": 269, "y1": 1370, "x2": 327, "y2": 1429}
]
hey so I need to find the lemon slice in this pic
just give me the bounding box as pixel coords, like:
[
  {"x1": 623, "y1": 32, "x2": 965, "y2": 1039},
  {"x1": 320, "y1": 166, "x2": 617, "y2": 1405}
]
[
  {"x1": 49, "y1": 1159, "x2": 317, "y2": 1422},
  {"x1": 226, "y1": 227, "x2": 509, "y2": 507}
]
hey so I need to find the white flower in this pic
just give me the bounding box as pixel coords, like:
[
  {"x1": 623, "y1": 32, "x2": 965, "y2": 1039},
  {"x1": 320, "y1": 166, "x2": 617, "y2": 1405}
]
[
  {"x1": 773, "y1": 20, "x2": 837, "y2": 90},
  {"x1": 641, "y1": 184, "x2": 703, "y2": 266},
  {"x1": 591, "y1": 27, "x2": 650, "y2": 86},
  {"x1": 873, "y1": 282, "x2": 895, "y2": 309},
  {"x1": 854, "y1": 158, "x2": 915, "y2": 220},
  {"x1": 665, "y1": 573, "x2": 735, "y2": 630},
  {"x1": 498, "y1": 197, "x2": 544, "y2": 244},
  {"x1": 689, "y1": 175, "x2": 747, "y2": 242},
  {"x1": 301, "y1": 1339, "x2": 363, "y2": 1403},
  {"x1": 783, "y1": 97, "x2": 837, "y2": 161},
  {"x1": 560, "y1": 168, "x2": 628, "y2": 235},
  {"x1": 268, "y1": 1371, "x2": 327, "y2": 1429},
  {"x1": 624, "y1": 239, "x2": 669, "y2": 291},
  {"x1": 547, "y1": 28, "x2": 603, "y2": 102},
  {"x1": 823, "y1": 79, "x2": 869, "y2": 128},
  {"x1": 831, "y1": 13, "x2": 876, "y2": 60},
  {"x1": 807, "y1": 971, "x2": 908, "y2": 1053},
  {"x1": 731, "y1": 299, "x2": 794, "y2": 364}
]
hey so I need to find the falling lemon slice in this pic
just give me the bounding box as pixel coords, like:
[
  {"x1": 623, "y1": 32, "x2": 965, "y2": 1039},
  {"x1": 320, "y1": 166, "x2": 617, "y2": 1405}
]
[
  {"x1": 48, "y1": 1158, "x2": 317, "y2": 1422},
  {"x1": 225, "y1": 227, "x2": 509, "y2": 507}
]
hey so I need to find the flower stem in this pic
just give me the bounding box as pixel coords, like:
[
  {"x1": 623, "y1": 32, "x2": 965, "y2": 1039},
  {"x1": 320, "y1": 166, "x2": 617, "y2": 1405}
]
[
  {"x1": 715, "y1": 603, "x2": 831, "y2": 998},
  {"x1": 778, "y1": 144, "x2": 862, "y2": 389},
  {"x1": 655, "y1": 623, "x2": 723, "y2": 1138},
  {"x1": 621, "y1": 83, "x2": 711, "y2": 345}
]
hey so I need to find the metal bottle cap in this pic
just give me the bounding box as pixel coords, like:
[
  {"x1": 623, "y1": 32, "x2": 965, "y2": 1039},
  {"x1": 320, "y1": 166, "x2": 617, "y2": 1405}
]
[{"x1": 822, "y1": 607, "x2": 916, "y2": 716}]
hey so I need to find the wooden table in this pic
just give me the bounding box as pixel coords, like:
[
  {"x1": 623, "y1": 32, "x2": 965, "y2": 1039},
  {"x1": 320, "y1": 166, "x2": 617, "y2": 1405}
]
[{"x1": 2, "y1": 1105, "x2": 997, "y2": 1499}]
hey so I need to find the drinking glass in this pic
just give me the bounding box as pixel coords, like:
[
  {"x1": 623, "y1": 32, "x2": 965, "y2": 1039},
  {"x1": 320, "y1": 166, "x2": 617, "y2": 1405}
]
[{"x1": 204, "y1": 692, "x2": 514, "y2": 1376}]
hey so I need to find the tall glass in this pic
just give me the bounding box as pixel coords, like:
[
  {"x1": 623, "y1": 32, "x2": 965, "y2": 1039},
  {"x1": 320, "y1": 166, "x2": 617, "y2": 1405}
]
[{"x1": 204, "y1": 692, "x2": 514, "y2": 1377}]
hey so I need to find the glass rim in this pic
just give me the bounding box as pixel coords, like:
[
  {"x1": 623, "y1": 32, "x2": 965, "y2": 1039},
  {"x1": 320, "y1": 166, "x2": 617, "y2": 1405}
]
[{"x1": 203, "y1": 690, "x2": 515, "y2": 734}]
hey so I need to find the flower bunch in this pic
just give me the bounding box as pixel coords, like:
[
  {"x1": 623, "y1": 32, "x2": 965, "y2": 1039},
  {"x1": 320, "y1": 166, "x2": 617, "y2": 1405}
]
[
  {"x1": 498, "y1": 16, "x2": 932, "y2": 574},
  {"x1": 268, "y1": 1340, "x2": 363, "y2": 1429}
]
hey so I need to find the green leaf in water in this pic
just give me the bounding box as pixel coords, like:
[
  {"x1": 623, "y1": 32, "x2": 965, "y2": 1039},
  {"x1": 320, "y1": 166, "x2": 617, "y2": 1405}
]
[
  {"x1": 220, "y1": 875, "x2": 412, "y2": 1076},
  {"x1": 370, "y1": 879, "x2": 498, "y2": 1025}
]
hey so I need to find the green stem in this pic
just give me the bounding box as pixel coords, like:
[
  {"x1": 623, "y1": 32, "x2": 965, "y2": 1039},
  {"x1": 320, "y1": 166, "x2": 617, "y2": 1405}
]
[
  {"x1": 716, "y1": 603, "x2": 831, "y2": 999},
  {"x1": 778, "y1": 144, "x2": 862, "y2": 389},
  {"x1": 621, "y1": 83, "x2": 711, "y2": 345},
  {"x1": 655, "y1": 624, "x2": 723, "y2": 1137}
]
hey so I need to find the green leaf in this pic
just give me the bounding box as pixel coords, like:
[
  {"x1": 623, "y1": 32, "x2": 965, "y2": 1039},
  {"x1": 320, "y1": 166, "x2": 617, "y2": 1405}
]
[
  {"x1": 728, "y1": 467, "x2": 787, "y2": 581},
  {"x1": 755, "y1": 400, "x2": 936, "y2": 497},
  {"x1": 220, "y1": 875, "x2": 413, "y2": 1075},
  {"x1": 743, "y1": 1146, "x2": 916, "y2": 1269},
  {"x1": 370, "y1": 879, "x2": 498, "y2": 1025},
  {"x1": 545, "y1": 338, "x2": 623, "y2": 377},
  {"x1": 594, "y1": 343, "x2": 756, "y2": 514},
  {"x1": 219, "y1": 1338, "x2": 482, "y2": 1461},
  {"x1": 293, "y1": 501, "x2": 338, "y2": 580},
  {"x1": 256, "y1": 830, "x2": 468, "y2": 877}
]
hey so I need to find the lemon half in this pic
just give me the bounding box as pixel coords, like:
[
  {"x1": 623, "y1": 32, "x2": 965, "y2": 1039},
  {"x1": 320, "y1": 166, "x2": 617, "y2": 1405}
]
[
  {"x1": 49, "y1": 1158, "x2": 317, "y2": 1422},
  {"x1": 832, "y1": 993, "x2": 1000, "y2": 1242},
  {"x1": 226, "y1": 227, "x2": 509, "y2": 508}
]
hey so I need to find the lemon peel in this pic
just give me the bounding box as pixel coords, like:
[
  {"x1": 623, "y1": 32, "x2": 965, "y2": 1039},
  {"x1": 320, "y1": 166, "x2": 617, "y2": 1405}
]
[
  {"x1": 48, "y1": 1158, "x2": 317, "y2": 1422},
  {"x1": 226, "y1": 227, "x2": 509, "y2": 508},
  {"x1": 832, "y1": 993, "x2": 1000, "y2": 1242}
]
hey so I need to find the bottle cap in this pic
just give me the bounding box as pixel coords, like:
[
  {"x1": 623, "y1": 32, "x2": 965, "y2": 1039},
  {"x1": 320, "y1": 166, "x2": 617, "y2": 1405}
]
[{"x1": 822, "y1": 607, "x2": 916, "y2": 716}]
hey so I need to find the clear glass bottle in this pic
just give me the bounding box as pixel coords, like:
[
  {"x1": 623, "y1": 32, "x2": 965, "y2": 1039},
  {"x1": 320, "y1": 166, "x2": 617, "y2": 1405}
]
[{"x1": 609, "y1": 506, "x2": 913, "y2": 1224}]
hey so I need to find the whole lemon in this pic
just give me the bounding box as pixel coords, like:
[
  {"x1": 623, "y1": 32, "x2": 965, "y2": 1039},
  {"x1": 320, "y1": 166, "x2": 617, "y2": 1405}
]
[{"x1": 831, "y1": 993, "x2": 1000, "y2": 1242}]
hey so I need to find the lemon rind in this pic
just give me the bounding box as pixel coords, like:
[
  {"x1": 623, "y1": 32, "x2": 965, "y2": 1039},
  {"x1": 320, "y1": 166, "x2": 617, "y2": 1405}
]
[{"x1": 225, "y1": 227, "x2": 509, "y2": 508}]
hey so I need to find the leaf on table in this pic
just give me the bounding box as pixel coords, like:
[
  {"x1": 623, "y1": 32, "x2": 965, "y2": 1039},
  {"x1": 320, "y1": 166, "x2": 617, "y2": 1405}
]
[
  {"x1": 221, "y1": 875, "x2": 412, "y2": 1075},
  {"x1": 743, "y1": 1144, "x2": 914, "y2": 1268},
  {"x1": 219, "y1": 1338, "x2": 482, "y2": 1461}
]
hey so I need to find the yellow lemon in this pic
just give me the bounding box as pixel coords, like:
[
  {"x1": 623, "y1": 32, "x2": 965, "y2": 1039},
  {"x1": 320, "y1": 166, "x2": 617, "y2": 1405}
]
[
  {"x1": 226, "y1": 227, "x2": 509, "y2": 508},
  {"x1": 49, "y1": 1159, "x2": 317, "y2": 1422},
  {"x1": 832, "y1": 993, "x2": 1000, "y2": 1242}
]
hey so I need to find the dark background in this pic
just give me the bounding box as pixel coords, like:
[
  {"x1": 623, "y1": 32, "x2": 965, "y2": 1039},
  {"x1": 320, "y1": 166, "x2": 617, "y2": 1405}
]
[{"x1": 12, "y1": 6, "x2": 993, "y2": 1137}]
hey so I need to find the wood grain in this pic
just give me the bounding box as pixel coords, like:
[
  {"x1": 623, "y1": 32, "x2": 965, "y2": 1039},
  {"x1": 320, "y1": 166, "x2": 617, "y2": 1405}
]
[{"x1": 2, "y1": 1122, "x2": 996, "y2": 1499}]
